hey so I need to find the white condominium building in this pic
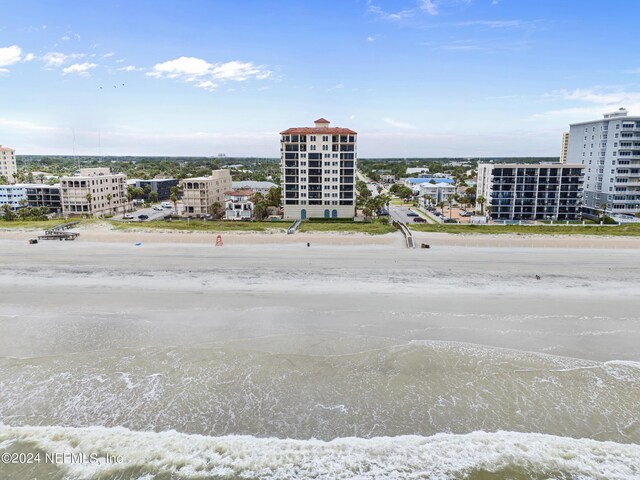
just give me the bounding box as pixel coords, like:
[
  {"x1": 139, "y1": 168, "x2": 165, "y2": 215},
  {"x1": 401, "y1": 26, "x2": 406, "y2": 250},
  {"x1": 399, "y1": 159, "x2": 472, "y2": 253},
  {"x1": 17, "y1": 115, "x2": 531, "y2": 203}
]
[
  {"x1": 567, "y1": 108, "x2": 640, "y2": 215},
  {"x1": 280, "y1": 118, "x2": 357, "y2": 220},
  {"x1": 0, "y1": 184, "x2": 27, "y2": 210},
  {"x1": 0, "y1": 145, "x2": 17, "y2": 183},
  {"x1": 560, "y1": 132, "x2": 569, "y2": 164},
  {"x1": 418, "y1": 182, "x2": 456, "y2": 204},
  {"x1": 477, "y1": 163, "x2": 584, "y2": 221},
  {"x1": 181, "y1": 169, "x2": 232, "y2": 217},
  {"x1": 60, "y1": 168, "x2": 129, "y2": 217}
]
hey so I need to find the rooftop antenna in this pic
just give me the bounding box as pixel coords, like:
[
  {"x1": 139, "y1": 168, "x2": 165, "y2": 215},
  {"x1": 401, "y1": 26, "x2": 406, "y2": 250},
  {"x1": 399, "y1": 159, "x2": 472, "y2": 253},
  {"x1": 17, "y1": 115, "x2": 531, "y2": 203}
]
[{"x1": 73, "y1": 128, "x2": 79, "y2": 172}]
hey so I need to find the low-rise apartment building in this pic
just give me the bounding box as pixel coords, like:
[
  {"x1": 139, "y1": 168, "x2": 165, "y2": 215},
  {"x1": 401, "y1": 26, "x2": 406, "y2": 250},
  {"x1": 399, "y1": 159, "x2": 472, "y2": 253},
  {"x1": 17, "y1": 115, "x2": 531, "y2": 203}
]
[
  {"x1": 477, "y1": 163, "x2": 584, "y2": 221},
  {"x1": 224, "y1": 189, "x2": 254, "y2": 220},
  {"x1": 181, "y1": 169, "x2": 232, "y2": 217},
  {"x1": 418, "y1": 182, "x2": 457, "y2": 204},
  {"x1": 26, "y1": 184, "x2": 62, "y2": 213},
  {"x1": 129, "y1": 178, "x2": 179, "y2": 200},
  {"x1": 0, "y1": 184, "x2": 27, "y2": 210},
  {"x1": 60, "y1": 168, "x2": 129, "y2": 217},
  {"x1": 1, "y1": 145, "x2": 17, "y2": 183}
]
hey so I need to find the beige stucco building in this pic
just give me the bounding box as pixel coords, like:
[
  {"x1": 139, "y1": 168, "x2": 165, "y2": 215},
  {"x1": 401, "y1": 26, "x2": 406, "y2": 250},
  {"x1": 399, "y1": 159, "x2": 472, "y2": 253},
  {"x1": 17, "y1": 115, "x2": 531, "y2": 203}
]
[
  {"x1": 181, "y1": 169, "x2": 232, "y2": 217},
  {"x1": 0, "y1": 145, "x2": 17, "y2": 183},
  {"x1": 60, "y1": 168, "x2": 129, "y2": 217}
]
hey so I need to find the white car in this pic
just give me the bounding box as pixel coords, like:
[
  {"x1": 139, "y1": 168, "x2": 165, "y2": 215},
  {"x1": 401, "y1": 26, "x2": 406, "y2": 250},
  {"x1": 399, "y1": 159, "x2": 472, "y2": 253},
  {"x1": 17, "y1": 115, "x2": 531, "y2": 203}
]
[
  {"x1": 123, "y1": 214, "x2": 134, "y2": 219},
  {"x1": 153, "y1": 206, "x2": 163, "y2": 211}
]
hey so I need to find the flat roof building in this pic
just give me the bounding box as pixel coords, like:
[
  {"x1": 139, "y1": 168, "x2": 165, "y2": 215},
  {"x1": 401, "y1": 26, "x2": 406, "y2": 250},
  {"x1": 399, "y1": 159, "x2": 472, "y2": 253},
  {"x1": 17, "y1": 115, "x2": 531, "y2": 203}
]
[
  {"x1": 60, "y1": 168, "x2": 129, "y2": 217},
  {"x1": 0, "y1": 184, "x2": 27, "y2": 210},
  {"x1": 181, "y1": 169, "x2": 232, "y2": 217},
  {"x1": 280, "y1": 118, "x2": 357, "y2": 220},
  {"x1": 567, "y1": 108, "x2": 640, "y2": 215},
  {"x1": 26, "y1": 184, "x2": 61, "y2": 213},
  {"x1": 477, "y1": 163, "x2": 584, "y2": 221}
]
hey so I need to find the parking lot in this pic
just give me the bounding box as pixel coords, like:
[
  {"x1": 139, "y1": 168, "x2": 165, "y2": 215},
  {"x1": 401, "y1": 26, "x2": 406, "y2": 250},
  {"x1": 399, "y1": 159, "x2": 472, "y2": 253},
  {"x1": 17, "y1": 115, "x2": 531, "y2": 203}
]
[{"x1": 114, "y1": 202, "x2": 183, "y2": 222}]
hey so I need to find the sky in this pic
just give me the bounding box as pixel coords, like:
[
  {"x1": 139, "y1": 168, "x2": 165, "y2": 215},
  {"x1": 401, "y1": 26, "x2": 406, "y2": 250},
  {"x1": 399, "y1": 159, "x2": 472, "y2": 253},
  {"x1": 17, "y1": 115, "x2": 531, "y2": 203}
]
[{"x1": 2, "y1": 0, "x2": 640, "y2": 158}]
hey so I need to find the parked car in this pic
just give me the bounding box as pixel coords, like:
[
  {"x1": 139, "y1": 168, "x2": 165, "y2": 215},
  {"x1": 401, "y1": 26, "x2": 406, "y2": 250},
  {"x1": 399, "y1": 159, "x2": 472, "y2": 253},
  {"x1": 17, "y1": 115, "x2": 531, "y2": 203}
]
[
  {"x1": 123, "y1": 214, "x2": 134, "y2": 219},
  {"x1": 138, "y1": 214, "x2": 149, "y2": 220},
  {"x1": 161, "y1": 201, "x2": 173, "y2": 208},
  {"x1": 413, "y1": 217, "x2": 427, "y2": 223},
  {"x1": 406, "y1": 212, "x2": 419, "y2": 217},
  {"x1": 153, "y1": 206, "x2": 163, "y2": 211}
]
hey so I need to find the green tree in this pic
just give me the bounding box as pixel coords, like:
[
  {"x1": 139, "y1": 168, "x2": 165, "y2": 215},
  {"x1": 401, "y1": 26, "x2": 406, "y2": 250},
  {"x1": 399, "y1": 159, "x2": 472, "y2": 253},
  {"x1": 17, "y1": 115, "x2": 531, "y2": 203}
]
[
  {"x1": 266, "y1": 187, "x2": 282, "y2": 207},
  {"x1": 211, "y1": 201, "x2": 224, "y2": 219},
  {"x1": 170, "y1": 186, "x2": 180, "y2": 213},
  {"x1": 1, "y1": 204, "x2": 16, "y2": 221},
  {"x1": 477, "y1": 195, "x2": 486, "y2": 215},
  {"x1": 106, "y1": 193, "x2": 113, "y2": 215},
  {"x1": 149, "y1": 191, "x2": 158, "y2": 203},
  {"x1": 85, "y1": 192, "x2": 93, "y2": 216}
]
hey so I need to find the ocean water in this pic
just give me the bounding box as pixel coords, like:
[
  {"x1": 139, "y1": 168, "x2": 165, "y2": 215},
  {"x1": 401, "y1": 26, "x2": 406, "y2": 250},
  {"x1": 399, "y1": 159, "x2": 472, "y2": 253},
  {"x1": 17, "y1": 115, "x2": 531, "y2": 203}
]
[{"x1": 1, "y1": 242, "x2": 639, "y2": 479}]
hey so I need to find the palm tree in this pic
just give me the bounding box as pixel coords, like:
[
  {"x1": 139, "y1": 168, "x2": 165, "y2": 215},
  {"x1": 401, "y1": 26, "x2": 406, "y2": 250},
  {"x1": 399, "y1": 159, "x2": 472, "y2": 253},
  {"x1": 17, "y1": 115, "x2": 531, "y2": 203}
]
[
  {"x1": 477, "y1": 195, "x2": 486, "y2": 215},
  {"x1": 170, "y1": 186, "x2": 179, "y2": 214},
  {"x1": 106, "y1": 193, "x2": 113, "y2": 215},
  {"x1": 85, "y1": 192, "x2": 93, "y2": 216},
  {"x1": 437, "y1": 201, "x2": 445, "y2": 215}
]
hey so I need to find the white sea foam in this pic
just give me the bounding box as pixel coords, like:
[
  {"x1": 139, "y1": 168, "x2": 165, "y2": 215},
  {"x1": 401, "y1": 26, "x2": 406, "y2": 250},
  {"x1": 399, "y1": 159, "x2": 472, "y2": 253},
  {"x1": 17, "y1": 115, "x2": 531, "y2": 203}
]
[{"x1": 1, "y1": 425, "x2": 639, "y2": 479}]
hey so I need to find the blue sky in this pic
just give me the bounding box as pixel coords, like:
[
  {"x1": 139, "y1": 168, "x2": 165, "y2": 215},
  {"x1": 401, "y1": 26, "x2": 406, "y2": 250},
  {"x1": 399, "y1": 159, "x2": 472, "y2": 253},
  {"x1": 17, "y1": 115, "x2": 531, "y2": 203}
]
[{"x1": 2, "y1": 0, "x2": 640, "y2": 157}]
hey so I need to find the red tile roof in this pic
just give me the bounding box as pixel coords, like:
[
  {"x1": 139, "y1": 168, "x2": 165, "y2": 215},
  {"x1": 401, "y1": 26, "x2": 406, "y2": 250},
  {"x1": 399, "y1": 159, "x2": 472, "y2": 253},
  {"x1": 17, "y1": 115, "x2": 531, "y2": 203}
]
[
  {"x1": 314, "y1": 118, "x2": 330, "y2": 124},
  {"x1": 280, "y1": 127, "x2": 357, "y2": 135},
  {"x1": 225, "y1": 189, "x2": 253, "y2": 196}
]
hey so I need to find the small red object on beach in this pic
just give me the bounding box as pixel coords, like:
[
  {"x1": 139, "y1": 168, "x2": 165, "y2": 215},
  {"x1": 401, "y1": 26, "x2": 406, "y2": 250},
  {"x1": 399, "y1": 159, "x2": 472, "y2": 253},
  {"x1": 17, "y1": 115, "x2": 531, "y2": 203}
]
[{"x1": 215, "y1": 235, "x2": 223, "y2": 247}]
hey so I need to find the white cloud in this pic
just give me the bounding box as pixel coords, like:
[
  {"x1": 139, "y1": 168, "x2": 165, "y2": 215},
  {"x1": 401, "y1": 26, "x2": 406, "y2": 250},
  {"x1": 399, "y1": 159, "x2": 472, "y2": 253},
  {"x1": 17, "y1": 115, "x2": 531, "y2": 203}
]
[
  {"x1": 148, "y1": 56, "x2": 211, "y2": 79},
  {"x1": 367, "y1": 36, "x2": 376, "y2": 42},
  {"x1": 147, "y1": 56, "x2": 271, "y2": 90},
  {"x1": 533, "y1": 88, "x2": 640, "y2": 121},
  {"x1": 368, "y1": 4, "x2": 414, "y2": 21},
  {"x1": 384, "y1": 118, "x2": 416, "y2": 129},
  {"x1": 62, "y1": 62, "x2": 97, "y2": 76},
  {"x1": 23, "y1": 53, "x2": 35, "y2": 62},
  {"x1": 118, "y1": 65, "x2": 143, "y2": 72},
  {"x1": 42, "y1": 52, "x2": 68, "y2": 68},
  {"x1": 456, "y1": 20, "x2": 523, "y2": 29},
  {"x1": 197, "y1": 80, "x2": 218, "y2": 91},
  {"x1": 41, "y1": 52, "x2": 87, "y2": 68},
  {"x1": 0, "y1": 45, "x2": 23, "y2": 67},
  {"x1": 419, "y1": 0, "x2": 438, "y2": 15}
]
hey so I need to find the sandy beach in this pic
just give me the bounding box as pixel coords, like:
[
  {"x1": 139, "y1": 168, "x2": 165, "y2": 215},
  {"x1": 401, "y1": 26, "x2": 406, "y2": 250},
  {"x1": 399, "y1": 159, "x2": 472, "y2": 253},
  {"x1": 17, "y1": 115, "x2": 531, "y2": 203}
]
[{"x1": 1, "y1": 222, "x2": 640, "y2": 248}]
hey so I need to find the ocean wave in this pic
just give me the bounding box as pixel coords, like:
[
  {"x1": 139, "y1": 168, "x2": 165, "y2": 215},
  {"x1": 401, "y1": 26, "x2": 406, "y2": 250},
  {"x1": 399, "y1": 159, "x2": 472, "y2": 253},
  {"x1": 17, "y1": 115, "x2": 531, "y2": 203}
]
[{"x1": 1, "y1": 425, "x2": 639, "y2": 480}]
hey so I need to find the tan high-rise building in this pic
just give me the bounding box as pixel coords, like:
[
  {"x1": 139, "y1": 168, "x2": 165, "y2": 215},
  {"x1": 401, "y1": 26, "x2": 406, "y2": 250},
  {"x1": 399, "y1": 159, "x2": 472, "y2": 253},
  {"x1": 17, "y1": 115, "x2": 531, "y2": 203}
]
[
  {"x1": 280, "y1": 118, "x2": 357, "y2": 220},
  {"x1": 0, "y1": 145, "x2": 17, "y2": 183},
  {"x1": 181, "y1": 169, "x2": 232, "y2": 217},
  {"x1": 560, "y1": 132, "x2": 569, "y2": 163},
  {"x1": 60, "y1": 168, "x2": 129, "y2": 217}
]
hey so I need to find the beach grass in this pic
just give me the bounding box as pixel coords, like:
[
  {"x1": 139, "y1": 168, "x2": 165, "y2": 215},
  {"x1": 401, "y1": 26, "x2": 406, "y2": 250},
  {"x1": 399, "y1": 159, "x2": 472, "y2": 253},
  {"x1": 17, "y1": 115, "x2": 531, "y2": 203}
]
[
  {"x1": 409, "y1": 223, "x2": 640, "y2": 236},
  {"x1": 0, "y1": 218, "x2": 100, "y2": 230},
  {"x1": 298, "y1": 221, "x2": 396, "y2": 234},
  {"x1": 110, "y1": 220, "x2": 288, "y2": 232}
]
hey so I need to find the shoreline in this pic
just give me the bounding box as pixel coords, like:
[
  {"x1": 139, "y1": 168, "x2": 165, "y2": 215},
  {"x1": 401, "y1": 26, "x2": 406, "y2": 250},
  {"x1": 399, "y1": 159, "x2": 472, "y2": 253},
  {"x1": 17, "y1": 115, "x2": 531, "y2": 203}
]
[{"x1": 1, "y1": 224, "x2": 639, "y2": 248}]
